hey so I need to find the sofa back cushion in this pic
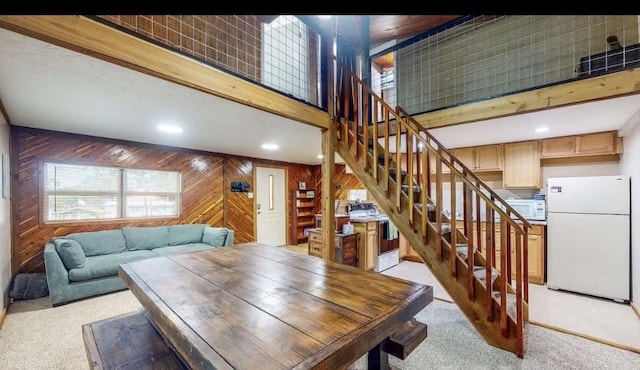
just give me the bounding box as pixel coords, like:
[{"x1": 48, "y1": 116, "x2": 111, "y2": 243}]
[
  {"x1": 167, "y1": 224, "x2": 207, "y2": 245},
  {"x1": 203, "y1": 227, "x2": 229, "y2": 246},
  {"x1": 123, "y1": 226, "x2": 169, "y2": 251},
  {"x1": 52, "y1": 238, "x2": 86, "y2": 270},
  {"x1": 67, "y1": 230, "x2": 127, "y2": 257}
]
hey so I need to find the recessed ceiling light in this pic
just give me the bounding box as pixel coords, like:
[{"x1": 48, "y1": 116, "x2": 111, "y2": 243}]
[
  {"x1": 317, "y1": 15, "x2": 331, "y2": 20},
  {"x1": 157, "y1": 124, "x2": 183, "y2": 134},
  {"x1": 535, "y1": 126, "x2": 549, "y2": 133},
  {"x1": 261, "y1": 143, "x2": 279, "y2": 150}
]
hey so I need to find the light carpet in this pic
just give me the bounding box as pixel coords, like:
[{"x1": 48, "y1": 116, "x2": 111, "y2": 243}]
[
  {"x1": 2, "y1": 289, "x2": 640, "y2": 369},
  {"x1": 381, "y1": 260, "x2": 454, "y2": 302}
]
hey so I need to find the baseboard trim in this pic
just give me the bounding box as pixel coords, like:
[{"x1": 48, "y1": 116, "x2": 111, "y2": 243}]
[
  {"x1": 0, "y1": 306, "x2": 7, "y2": 331},
  {"x1": 632, "y1": 301, "x2": 640, "y2": 320},
  {"x1": 402, "y1": 256, "x2": 424, "y2": 263},
  {"x1": 529, "y1": 319, "x2": 640, "y2": 355}
]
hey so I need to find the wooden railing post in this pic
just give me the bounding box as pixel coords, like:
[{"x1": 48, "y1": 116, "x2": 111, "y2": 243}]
[{"x1": 333, "y1": 63, "x2": 531, "y2": 357}]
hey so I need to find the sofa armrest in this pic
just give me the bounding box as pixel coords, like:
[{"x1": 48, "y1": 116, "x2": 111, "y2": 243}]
[
  {"x1": 43, "y1": 242, "x2": 70, "y2": 301},
  {"x1": 224, "y1": 229, "x2": 234, "y2": 246}
]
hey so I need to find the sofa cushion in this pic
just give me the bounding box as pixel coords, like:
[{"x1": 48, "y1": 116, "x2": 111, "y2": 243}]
[
  {"x1": 151, "y1": 243, "x2": 214, "y2": 256},
  {"x1": 68, "y1": 250, "x2": 157, "y2": 282},
  {"x1": 167, "y1": 224, "x2": 207, "y2": 245},
  {"x1": 123, "y1": 226, "x2": 169, "y2": 251},
  {"x1": 66, "y1": 230, "x2": 127, "y2": 257},
  {"x1": 203, "y1": 227, "x2": 229, "y2": 246},
  {"x1": 53, "y1": 239, "x2": 86, "y2": 270}
]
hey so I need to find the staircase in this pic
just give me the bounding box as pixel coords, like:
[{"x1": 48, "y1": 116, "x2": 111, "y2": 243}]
[{"x1": 333, "y1": 63, "x2": 532, "y2": 358}]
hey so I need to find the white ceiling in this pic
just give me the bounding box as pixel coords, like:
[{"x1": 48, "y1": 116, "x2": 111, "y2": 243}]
[{"x1": 1, "y1": 26, "x2": 640, "y2": 164}]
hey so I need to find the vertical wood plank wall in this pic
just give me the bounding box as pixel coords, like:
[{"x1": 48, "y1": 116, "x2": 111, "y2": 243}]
[{"x1": 12, "y1": 127, "x2": 316, "y2": 274}]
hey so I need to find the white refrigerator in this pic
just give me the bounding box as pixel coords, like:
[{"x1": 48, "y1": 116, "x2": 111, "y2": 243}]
[{"x1": 546, "y1": 175, "x2": 630, "y2": 302}]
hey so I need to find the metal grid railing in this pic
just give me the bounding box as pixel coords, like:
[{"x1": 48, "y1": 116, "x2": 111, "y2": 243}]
[
  {"x1": 393, "y1": 15, "x2": 640, "y2": 115},
  {"x1": 96, "y1": 15, "x2": 324, "y2": 108}
]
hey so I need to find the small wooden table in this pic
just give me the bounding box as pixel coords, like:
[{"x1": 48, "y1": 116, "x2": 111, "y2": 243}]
[{"x1": 118, "y1": 242, "x2": 433, "y2": 369}]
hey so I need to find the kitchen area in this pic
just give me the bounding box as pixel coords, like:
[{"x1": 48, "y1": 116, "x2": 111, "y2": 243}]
[
  {"x1": 300, "y1": 128, "x2": 638, "y2": 349},
  {"x1": 306, "y1": 190, "x2": 401, "y2": 273},
  {"x1": 399, "y1": 130, "x2": 638, "y2": 350}
]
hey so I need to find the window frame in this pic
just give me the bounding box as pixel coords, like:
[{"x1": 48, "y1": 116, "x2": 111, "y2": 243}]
[{"x1": 40, "y1": 160, "x2": 182, "y2": 225}]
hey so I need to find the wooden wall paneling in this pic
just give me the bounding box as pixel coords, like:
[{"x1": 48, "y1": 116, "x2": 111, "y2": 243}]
[
  {"x1": 224, "y1": 157, "x2": 255, "y2": 244},
  {"x1": 313, "y1": 163, "x2": 365, "y2": 215},
  {"x1": 12, "y1": 126, "x2": 319, "y2": 273},
  {"x1": 13, "y1": 127, "x2": 225, "y2": 273}
]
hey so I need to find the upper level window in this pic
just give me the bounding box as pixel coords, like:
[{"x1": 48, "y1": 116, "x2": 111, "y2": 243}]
[{"x1": 43, "y1": 162, "x2": 181, "y2": 222}]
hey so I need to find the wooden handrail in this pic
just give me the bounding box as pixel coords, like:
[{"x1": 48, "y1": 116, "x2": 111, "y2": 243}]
[{"x1": 333, "y1": 59, "x2": 529, "y2": 357}]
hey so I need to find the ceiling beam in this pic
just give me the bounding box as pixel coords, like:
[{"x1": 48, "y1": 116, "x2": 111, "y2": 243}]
[{"x1": 0, "y1": 15, "x2": 330, "y2": 130}]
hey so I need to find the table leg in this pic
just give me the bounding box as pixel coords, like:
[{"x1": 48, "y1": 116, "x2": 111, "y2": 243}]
[{"x1": 367, "y1": 342, "x2": 389, "y2": 370}]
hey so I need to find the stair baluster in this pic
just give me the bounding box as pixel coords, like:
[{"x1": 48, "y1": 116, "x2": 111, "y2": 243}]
[{"x1": 332, "y1": 61, "x2": 530, "y2": 358}]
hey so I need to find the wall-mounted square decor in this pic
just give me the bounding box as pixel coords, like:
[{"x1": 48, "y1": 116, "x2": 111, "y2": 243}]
[{"x1": 2, "y1": 154, "x2": 8, "y2": 199}]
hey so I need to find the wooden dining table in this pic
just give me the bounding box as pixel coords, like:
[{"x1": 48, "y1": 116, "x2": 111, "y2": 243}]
[{"x1": 118, "y1": 242, "x2": 433, "y2": 369}]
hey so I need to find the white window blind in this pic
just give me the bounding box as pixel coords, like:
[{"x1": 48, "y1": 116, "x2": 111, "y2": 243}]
[{"x1": 43, "y1": 162, "x2": 181, "y2": 222}]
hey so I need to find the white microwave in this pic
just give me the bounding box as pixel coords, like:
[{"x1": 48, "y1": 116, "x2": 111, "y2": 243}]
[{"x1": 505, "y1": 199, "x2": 546, "y2": 221}]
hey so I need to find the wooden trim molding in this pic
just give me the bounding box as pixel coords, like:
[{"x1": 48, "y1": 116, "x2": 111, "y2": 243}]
[
  {"x1": 0, "y1": 15, "x2": 329, "y2": 130},
  {"x1": 412, "y1": 68, "x2": 640, "y2": 129},
  {"x1": 632, "y1": 301, "x2": 640, "y2": 320},
  {"x1": 0, "y1": 98, "x2": 10, "y2": 125},
  {"x1": 0, "y1": 306, "x2": 7, "y2": 330},
  {"x1": 529, "y1": 319, "x2": 640, "y2": 355}
]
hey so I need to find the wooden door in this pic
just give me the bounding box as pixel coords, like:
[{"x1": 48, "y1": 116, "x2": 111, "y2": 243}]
[{"x1": 256, "y1": 166, "x2": 286, "y2": 246}]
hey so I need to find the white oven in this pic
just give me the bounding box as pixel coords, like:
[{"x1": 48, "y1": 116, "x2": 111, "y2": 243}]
[{"x1": 505, "y1": 199, "x2": 546, "y2": 221}]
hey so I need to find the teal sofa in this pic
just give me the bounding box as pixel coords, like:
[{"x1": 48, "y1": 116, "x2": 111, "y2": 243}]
[{"x1": 44, "y1": 224, "x2": 234, "y2": 306}]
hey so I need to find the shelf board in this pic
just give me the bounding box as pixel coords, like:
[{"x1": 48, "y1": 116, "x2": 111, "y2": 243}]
[{"x1": 297, "y1": 221, "x2": 315, "y2": 227}]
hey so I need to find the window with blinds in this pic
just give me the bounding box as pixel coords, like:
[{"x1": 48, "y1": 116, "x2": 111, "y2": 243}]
[{"x1": 43, "y1": 162, "x2": 181, "y2": 222}]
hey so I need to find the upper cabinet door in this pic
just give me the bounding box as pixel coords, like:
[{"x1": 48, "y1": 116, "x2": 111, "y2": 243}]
[
  {"x1": 452, "y1": 147, "x2": 476, "y2": 170},
  {"x1": 475, "y1": 144, "x2": 503, "y2": 171},
  {"x1": 503, "y1": 141, "x2": 541, "y2": 189},
  {"x1": 541, "y1": 131, "x2": 618, "y2": 158},
  {"x1": 541, "y1": 136, "x2": 576, "y2": 158},
  {"x1": 576, "y1": 131, "x2": 616, "y2": 155}
]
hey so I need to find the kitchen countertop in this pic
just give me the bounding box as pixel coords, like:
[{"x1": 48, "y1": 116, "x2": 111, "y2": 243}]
[
  {"x1": 348, "y1": 215, "x2": 389, "y2": 222},
  {"x1": 448, "y1": 217, "x2": 547, "y2": 226}
]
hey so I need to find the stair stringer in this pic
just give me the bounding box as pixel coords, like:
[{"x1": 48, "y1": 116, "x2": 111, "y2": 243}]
[{"x1": 336, "y1": 141, "x2": 520, "y2": 355}]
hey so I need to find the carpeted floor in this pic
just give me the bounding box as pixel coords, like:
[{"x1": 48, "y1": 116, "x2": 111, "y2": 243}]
[{"x1": 1, "y1": 288, "x2": 639, "y2": 369}]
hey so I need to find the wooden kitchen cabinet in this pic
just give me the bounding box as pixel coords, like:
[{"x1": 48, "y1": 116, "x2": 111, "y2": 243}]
[
  {"x1": 503, "y1": 140, "x2": 541, "y2": 189},
  {"x1": 475, "y1": 222, "x2": 545, "y2": 285},
  {"x1": 513, "y1": 224, "x2": 545, "y2": 285},
  {"x1": 307, "y1": 229, "x2": 359, "y2": 267},
  {"x1": 452, "y1": 147, "x2": 475, "y2": 170},
  {"x1": 353, "y1": 221, "x2": 378, "y2": 270},
  {"x1": 475, "y1": 144, "x2": 503, "y2": 171},
  {"x1": 541, "y1": 131, "x2": 619, "y2": 158},
  {"x1": 436, "y1": 144, "x2": 503, "y2": 173}
]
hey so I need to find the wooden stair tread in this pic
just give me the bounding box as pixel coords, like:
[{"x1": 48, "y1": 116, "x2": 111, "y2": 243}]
[
  {"x1": 338, "y1": 104, "x2": 526, "y2": 357},
  {"x1": 456, "y1": 243, "x2": 477, "y2": 260}
]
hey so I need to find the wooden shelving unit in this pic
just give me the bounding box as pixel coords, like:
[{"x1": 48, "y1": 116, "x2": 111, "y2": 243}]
[{"x1": 291, "y1": 188, "x2": 315, "y2": 244}]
